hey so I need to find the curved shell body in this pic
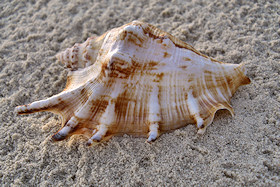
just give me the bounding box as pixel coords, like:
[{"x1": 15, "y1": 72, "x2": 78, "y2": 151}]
[{"x1": 15, "y1": 21, "x2": 250, "y2": 145}]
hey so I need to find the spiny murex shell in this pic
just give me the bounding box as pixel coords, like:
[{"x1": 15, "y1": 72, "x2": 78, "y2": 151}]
[{"x1": 15, "y1": 21, "x2": 251, "y2": 145}]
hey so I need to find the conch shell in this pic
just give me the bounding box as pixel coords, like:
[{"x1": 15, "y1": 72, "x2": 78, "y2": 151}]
[{"x1": 15, "y1": 21, "x2": 251, "y2": 145}]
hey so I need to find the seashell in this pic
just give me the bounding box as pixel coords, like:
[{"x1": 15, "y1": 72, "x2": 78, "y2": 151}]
[{"x1": 15, "y1": 21, "x2": 251, "y2": 145}]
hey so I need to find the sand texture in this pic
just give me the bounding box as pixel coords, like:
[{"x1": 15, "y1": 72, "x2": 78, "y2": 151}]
[{"x1": 1, "y1": 0, "x2": 279, "y2": 186}]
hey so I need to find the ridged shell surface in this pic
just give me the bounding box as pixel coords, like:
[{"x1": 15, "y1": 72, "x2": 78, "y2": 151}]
[{"x1": 15, "y1": 21, "x2": 251, "y2": 145}]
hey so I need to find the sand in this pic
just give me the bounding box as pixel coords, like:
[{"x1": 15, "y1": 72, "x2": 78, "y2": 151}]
[{"x1": 0, "y1": 0, "x2": 279, "y2": 186}]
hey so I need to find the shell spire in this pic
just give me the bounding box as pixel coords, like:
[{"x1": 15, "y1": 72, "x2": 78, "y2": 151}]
[
  {"x1": 56, "y1": 34, "x2": 106, "y2": 70},
  {"x1": 15, "y1": 21, "x2": 250, "y2": 145}
]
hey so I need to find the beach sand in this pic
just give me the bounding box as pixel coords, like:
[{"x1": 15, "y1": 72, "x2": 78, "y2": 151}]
[{"x1": 0, "y1": 0, "x2": 279, "y2": 186}]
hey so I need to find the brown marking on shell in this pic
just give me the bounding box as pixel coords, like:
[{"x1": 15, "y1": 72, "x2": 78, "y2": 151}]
[
  {"x1": 120, "y1": 30, "x2": 142, "y2": 47},
  {"x1": 179, "y1": 65, "x2": 188, "y2": 69},
  {"x1": 64, "y1": 76, "x2": 73, "y2": 90},
  {"x1": 153, "y1": 72, "x2": 164, "y2": 82},
  {"x1": 211, "y1": 58, "x2": 225, "y2": 64},
  {"x1": 163, "y1": 52, "x2": 171, "y2": 58},
  {"x1": 242, "y1": 76, "x2": 251, "y2": 85},
  {"x1": 139, "y1": 22, "x2": 211, "y2": 59},
  {"x1": 156, "y1": 39, "x2": 163, "y2": 44},
  {"x1": 147, "y1": 61, "x2": 159, "y2": 69},
  {"x1": 183, "y1": 57, "x2": 191, "y2": 61},
  {"x1": 84, "y1": 52, "x2": 91, "y2": 61}
]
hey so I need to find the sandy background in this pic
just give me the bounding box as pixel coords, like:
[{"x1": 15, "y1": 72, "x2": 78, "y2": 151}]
[{"x1": 1, "y1": 0, "x2": 279, "y2": 186}]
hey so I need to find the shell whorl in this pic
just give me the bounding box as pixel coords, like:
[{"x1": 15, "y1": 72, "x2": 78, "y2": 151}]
[
  {"x1": 15, "y1": 21, "x2": 250, "y2": 144},
  {"x1": 56, "y1": 35, "x2": 106, "y2": 70}
]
